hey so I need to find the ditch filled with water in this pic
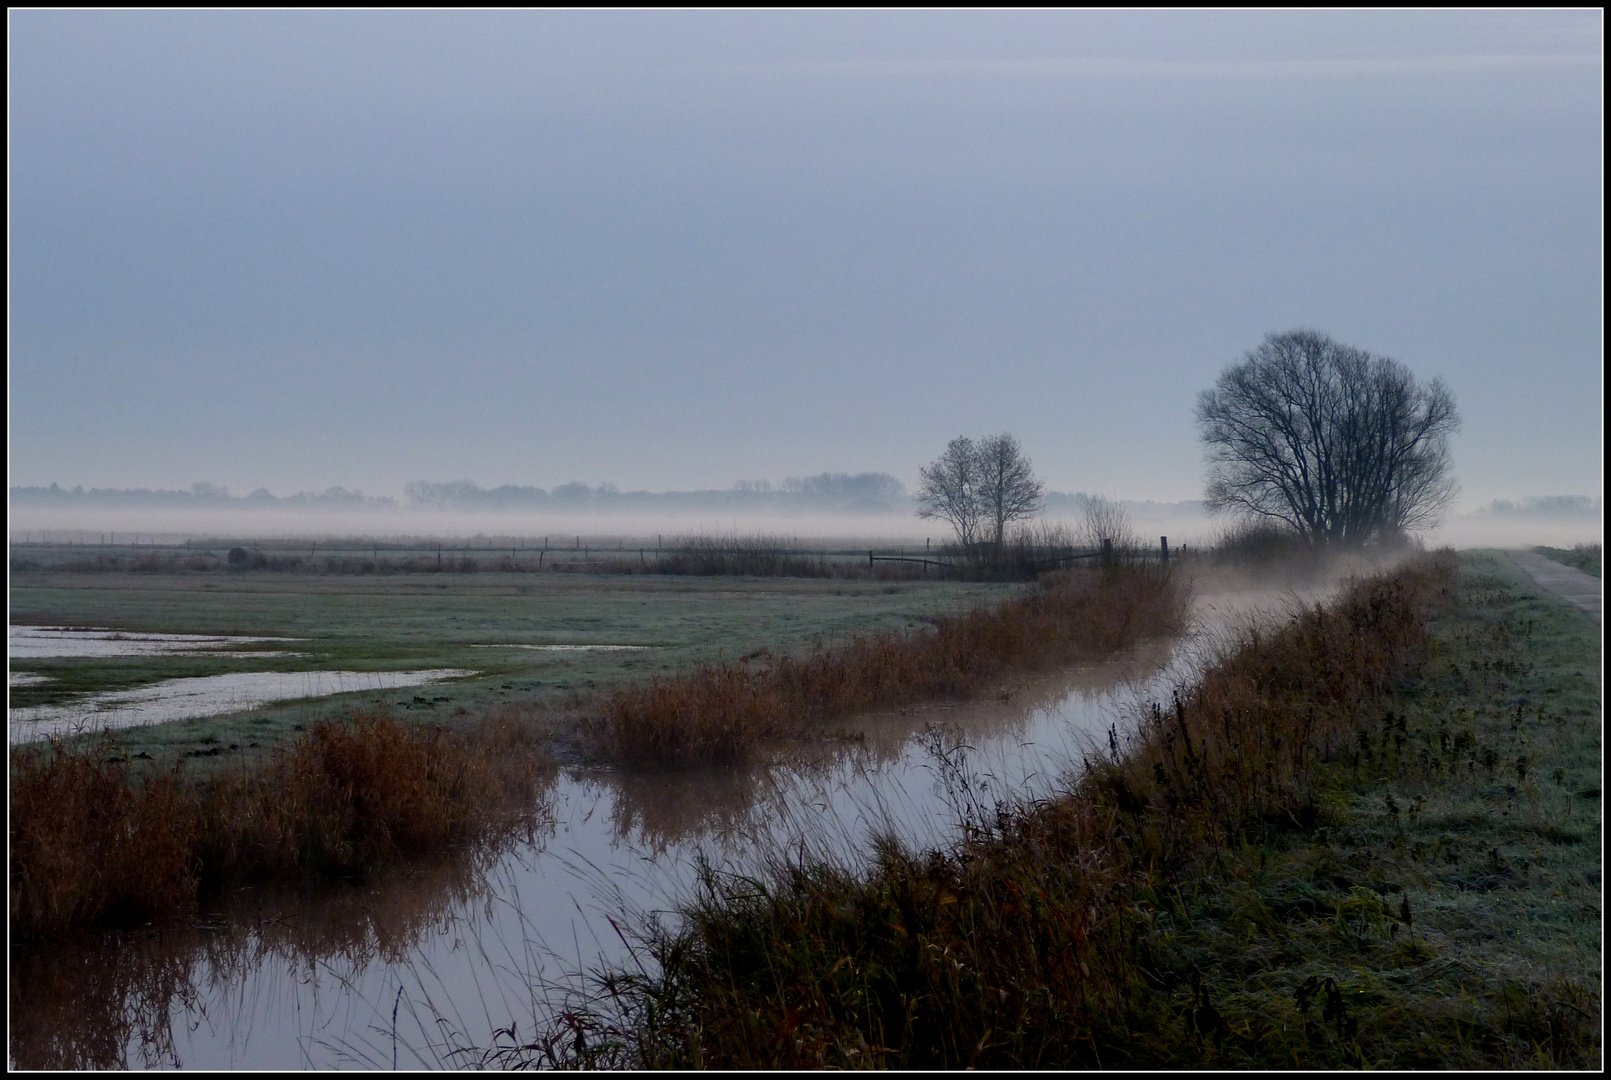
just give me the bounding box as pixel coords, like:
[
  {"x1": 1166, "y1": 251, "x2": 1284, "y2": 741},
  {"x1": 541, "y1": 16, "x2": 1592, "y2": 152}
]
[{"x1": 8, "y1": 581, "x2": 1344, "y2": 1069}]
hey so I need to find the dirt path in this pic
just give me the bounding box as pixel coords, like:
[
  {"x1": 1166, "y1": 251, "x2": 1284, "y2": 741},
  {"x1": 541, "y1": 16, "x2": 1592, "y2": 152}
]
[{"x1": 1506, "y1": 549, "x2": 1602, "y2": 625}]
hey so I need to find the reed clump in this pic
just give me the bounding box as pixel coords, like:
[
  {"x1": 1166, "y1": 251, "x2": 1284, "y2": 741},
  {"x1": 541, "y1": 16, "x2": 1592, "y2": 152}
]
[
  {"x1": 194, "y1": 711, "x2": 547, "y2": 883},
  {"x1": 591, "y1": 562, "x2": 1188, "y2": 766},
  {"x1": 9, "y1": 738, "x2": 200, "y2": 939},
  {"x1": 511, "y1": 554, "x2": 1581, "y2": 1070},
  {"x1": 9, "y1": 711, "x2": 552, "y2": 940}
]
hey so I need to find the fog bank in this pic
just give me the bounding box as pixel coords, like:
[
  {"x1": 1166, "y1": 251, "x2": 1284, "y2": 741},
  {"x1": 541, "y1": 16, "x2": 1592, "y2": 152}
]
[{"x1": 9, "y1": 492, "x2": 1596, "y2": 551}]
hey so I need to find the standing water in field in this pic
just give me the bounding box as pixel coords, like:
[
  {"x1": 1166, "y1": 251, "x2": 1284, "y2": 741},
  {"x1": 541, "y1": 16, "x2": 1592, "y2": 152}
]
[
  {"x1": 6, "y1": 626, "x2": 477, "y2": 744},
  {"x1": 7, "y1": 579, "x2": 1345, "y2": 1069}
]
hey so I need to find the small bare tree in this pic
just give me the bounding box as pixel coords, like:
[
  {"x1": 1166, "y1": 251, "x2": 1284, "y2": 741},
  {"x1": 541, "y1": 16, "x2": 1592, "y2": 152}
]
[
  {"x1": 1197, "y1": 330, "x2": 1459, "y2": 546},
  {"x1": 917, "y1": 433, "x2": 1044, "y2": 552},
  {"x1": 916, "y1": 436, "x2": 984, "y2": 548}
]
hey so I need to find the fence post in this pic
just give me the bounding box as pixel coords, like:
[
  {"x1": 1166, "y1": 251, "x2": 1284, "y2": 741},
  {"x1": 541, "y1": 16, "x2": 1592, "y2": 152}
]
[
  {"x1": 869, "y1": 549, "x2": 874, "y2": 569},
  {"x1": 1101, "y1": 538, "x2": 1113, "y2": 564},
  {"x1": 1160, "y1": 536, "x2": 1169, "y2": 563}
]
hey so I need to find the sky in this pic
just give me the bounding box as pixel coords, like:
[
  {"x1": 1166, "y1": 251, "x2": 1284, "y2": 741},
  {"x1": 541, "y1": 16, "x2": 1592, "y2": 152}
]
[{"x1": 8, "y1": 10, "x2": 1603, "y2": 508}]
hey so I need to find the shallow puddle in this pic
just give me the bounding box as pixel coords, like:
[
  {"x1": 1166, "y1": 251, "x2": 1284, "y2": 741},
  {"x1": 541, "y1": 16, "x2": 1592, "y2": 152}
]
[
  {"x1": 9, "y1": 625, "x2": 299, "y2": 658},
  {"x1": 9, "y1": 572, "x2": 1358, "y2": 1068},
  {"x1": 7, "y1": 669, "x2": 477, "y2": 744}
]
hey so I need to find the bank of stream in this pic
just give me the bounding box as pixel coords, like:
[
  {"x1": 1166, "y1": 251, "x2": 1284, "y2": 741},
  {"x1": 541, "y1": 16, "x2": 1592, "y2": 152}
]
[{"x1": 8, "y1": 574, "x2": 1360, "y2": 1069}]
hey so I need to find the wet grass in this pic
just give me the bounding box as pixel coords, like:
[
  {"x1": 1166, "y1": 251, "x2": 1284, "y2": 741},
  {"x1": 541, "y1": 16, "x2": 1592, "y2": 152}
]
[
  {"x1": 9, "y1": 711, "x2": 554, "y2": 941},
  {"x1": 494, "y1": 551, "x2": 1600, "y2": 1069},
  {"x1": 589, "y1": 562, "x2": 1188, "y2": 766},
  {"x1": 9, "y1": 570, "x2": 1017, "y2": 762},
  {"x1": 1535, "y1": 542, "x2": 1602, "y2": 578}
]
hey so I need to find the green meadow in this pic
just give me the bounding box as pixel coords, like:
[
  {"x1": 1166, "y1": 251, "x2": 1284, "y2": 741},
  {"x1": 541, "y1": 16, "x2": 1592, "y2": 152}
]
[{"x1": 8, "y1": 569, "x2": 1019, "y2": 762}]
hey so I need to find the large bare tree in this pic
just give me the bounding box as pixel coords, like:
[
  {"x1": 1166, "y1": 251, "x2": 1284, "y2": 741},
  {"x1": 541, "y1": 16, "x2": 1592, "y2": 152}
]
[
  {"x1": 1196, "y1": 330, "x2": 1459, "y2": 545},
  {"x1": 917, "y1": 433, "x2": 1044, "y2": 550}
]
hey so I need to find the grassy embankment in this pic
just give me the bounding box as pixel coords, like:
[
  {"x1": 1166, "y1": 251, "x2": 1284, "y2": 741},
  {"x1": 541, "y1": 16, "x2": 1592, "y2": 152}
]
[
  {"x1": 493, "y1": 550, "x2": 1600, "y2": 1069},
  {"x1": 1536, "y1": 542, "x2": 1602, "y2": 578}
]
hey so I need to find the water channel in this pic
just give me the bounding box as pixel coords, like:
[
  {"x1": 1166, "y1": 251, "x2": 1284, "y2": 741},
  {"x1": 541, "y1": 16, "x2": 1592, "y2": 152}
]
[{"x1": 9, "y1": 578, "x2": 1349, "y2": 1069}]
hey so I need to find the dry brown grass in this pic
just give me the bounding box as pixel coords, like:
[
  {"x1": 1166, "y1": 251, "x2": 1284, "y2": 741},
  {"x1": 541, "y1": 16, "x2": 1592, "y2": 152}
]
[
  {"x1": 590, "y1": 562, "x2": 1189, "y2": 766},
  {"x1": 195, "y1": 710, "x2": 548, "y2": 882},
  {"x1": 9, "y1": 739, "x2": 200, "y2": 938},
  {"x1": 9, "y1": 711, "x2": 552, "y2": 940},
  {"x1": 1085, "y1": 553, "x2": 1452, "y2": 850}
]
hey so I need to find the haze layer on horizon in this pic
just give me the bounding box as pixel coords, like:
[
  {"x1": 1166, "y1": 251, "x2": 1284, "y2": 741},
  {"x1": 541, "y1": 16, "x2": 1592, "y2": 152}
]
[{"x1": 9, "y1": 10, "x2": 1602, "y2": 509}]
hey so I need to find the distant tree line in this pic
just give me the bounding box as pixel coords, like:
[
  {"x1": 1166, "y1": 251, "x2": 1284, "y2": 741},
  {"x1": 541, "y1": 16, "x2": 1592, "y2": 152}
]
[
  {"x1": 11, "y1": 474, "x2": 1206, "y2": 520},
  {"x1": 8, "y1": 482, "x2": 393, "y2": 508},
  {"x1": 402, "y1": 473, "x2": 911, "y2": 512},
  {"x1": 1483, "y1": 495, "x2": 1601, "y2": 518}
]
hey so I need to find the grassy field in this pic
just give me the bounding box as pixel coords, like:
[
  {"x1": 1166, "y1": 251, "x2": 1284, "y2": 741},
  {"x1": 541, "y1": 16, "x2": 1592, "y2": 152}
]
[
  {"x1": 500, "y1": 550, "x2": 1600, "y2": 1069},
  {"x1": 9, "y1": 571, "x2": 1018, "y2": 762}
]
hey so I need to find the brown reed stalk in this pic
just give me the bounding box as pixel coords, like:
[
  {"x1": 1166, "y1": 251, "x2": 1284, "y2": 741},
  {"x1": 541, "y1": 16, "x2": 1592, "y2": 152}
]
[
  {"x1": 8, "y1": 737, "x2": 199, "y2": 938},
  {"x1": 591, "y1": 562, "x2": 1190, "y2": 766}
]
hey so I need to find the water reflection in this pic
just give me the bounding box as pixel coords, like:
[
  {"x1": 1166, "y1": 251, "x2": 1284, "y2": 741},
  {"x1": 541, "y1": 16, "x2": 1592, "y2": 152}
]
[
  {"x1": 10, "y1": 801, "x2": 556, "y2": 1070},
  {"x1": 590, "y1": 637, "x2": 1179, "y2": 857}
]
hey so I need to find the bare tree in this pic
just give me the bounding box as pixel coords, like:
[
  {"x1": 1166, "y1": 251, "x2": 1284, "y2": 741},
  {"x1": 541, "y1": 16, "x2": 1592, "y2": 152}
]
[
  {"x1": 917, "y1": 433, "x2": 1044, "y2": 551},
  {"x1": 975, "y1": 433, "x2": 1045, "y2": 548},
  {"x1": 916, "y1": 436, "x2": 985, "y2": 548},
  {"x1": 1196, "y1": 330, "x2": 1459, "y2": 546}
]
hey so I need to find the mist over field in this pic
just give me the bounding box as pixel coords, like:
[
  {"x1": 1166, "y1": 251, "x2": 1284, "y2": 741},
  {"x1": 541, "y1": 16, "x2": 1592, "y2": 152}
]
[{"x1": 8, "y1": 480, "x2": 1600, "y2": 551}]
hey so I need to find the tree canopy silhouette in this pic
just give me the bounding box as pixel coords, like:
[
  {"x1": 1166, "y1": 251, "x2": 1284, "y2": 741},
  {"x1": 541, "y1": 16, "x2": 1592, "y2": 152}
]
[
  {"x1": 916, "y1": 433, "x2": 1044, "y2": 550},
  {"x1": 1197, "y1": 330, "x2": 1459, "y2": 545}
]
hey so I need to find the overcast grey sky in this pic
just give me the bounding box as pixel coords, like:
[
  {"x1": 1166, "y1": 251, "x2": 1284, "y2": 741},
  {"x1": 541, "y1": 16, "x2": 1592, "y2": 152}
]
[{"x1": 9, "y1": 10, "x2": 1602, "y2": 505}]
